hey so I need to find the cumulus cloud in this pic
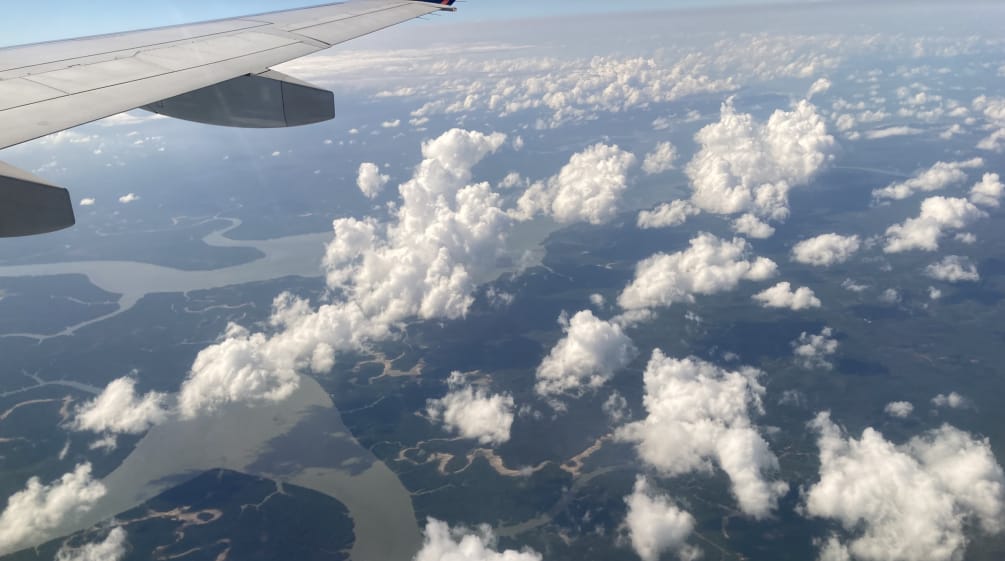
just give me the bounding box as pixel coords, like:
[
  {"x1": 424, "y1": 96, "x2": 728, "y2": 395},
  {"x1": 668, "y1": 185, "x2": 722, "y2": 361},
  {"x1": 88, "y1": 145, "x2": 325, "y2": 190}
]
[
  {"x1": 884, "y1": 401, "x2": 914, "y2": 418},
  {"x1": 685, "y1": 98, "x2": 836, "y2": 232},
  {"x1": 872, "y1": 158, "x2": 983, "y2": 201},
  {"x1": 413, "y1": 519, "x2": 542, "y2": 561},
  {"x1": 72, "y1": 377, "x2": 170, "y2": 435},
  {"x1": 642, "y1": 141, "x2": 678, "y2": 175},
  {"x1": 514, "y1": 143, "x2": 637, "y2": 225},
  {"x1": 804, "y1": 413, "x2": 1005, "y2": 561},
  {"x1": 178, "y1": 129, "x2": 510, "y2": 418},
  {"x1": 970, "y1": 173, "x2": 1004, "y2": 208},
  {"x1": 117, "y1": 193, "x2": 139, "y2": 204},
  {"x1": 792, "y1": 234, "x2": 861, "y2": 267},
  {"x1": 79, "y1": 198, "x2": 95, "y2": 207},
  {"x1": 637, "y1": 200, "x2": 699, "y2": 229},
  {"x1": 617, "y1": 350, "x2": 788, "y2": 518},
  {"x1": 55, "y1": 527, "x2": 127, "y2": 561},
  {"x1": 977, "y1": 129, "x2": 1005, "y2": 153},
  {"x1": 753, "y1": 282, "x2": 822, "y2": 310},
  {"x1": 178, "y1": 322, "x2": 304, "y2": 418},
  {"x1": 973, "y1": 96, "x2": 1005, "y2": 152},
  {"x1": 807, "y1": 77, "x2": 832, "y2": 100},
  {"x1": 0, "y1": 464, "x2": 106, "y2": 555},
  {"x1": 732, "y1": 213, "x2": 775, "y2": 238},
  {"x1": 925, "y1": 255, "x2": 980, "y2": 283},
  {"x1": 618, "y1": 234, "x2": 777, "y2": 312},
  {"x1": 793, "y1": 327, "x2": 838, "y2": 370},
  {"x1": 932, "y1": 392, "x2": 970, "y2": 410},
  {"x1": 356, "y1": 162, "x2": 389, "y2": 199},
  {"x1": 624, "y1": 477, "x2": 700, "y2": 561},
  {"x1": 884, "y1": 196, "x2": 986, "y2": 253},
  {"x1": 535, "y1": 310, "x2": 637, "y2": 396},
  {"x1": 427, "y1": 372, "x2": 515, "y2": 446}
]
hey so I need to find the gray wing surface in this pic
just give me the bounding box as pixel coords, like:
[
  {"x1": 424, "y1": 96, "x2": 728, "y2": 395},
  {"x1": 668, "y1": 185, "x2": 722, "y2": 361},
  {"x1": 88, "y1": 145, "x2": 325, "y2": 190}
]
[{"x1": 0, "y1": 0, "x2": 454, "y2": 237}]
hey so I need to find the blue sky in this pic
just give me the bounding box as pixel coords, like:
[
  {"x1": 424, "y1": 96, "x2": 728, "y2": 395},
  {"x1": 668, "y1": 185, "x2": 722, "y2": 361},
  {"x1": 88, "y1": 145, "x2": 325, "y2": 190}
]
[{"x1": 0, "y1": 0, "x2": 803, "y2": 47}]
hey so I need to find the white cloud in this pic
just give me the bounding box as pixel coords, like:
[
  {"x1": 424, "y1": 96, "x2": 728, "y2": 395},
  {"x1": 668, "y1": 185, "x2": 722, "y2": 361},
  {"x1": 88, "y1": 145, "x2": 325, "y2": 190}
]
[
  {"x1": 841, "y1": 279, "x2": 869, "y2": 293},
  {"x1": 72, "y1": 377, "x2": 170, "y2": 435},
  {"x1": 624, "y1": 477, "x2": 700, "y2": 561},
  {"x1": 0, "y1": 464, "x2": 106, "y2": 555},
  {"x1": 617, "y1": 350, "x2": 788, "y2": 518},
  {"x1": 685, "y1": 98, "x2": 836, "y2": 232},
  {"x1": 731, "y1": 213, "x2": 775, "y2": 239},
  {"x1": 884, "y1": 196, "x2": 986, "y2": 253},
  {"x1": 932, "y1": 392, "x2": 970, "y2": 410},
  {"x1": 178, "y1": 322, "x2": 304, "y2": 419},
  {"x1": 925, "y1": 256, "x2": 980, "y2": 283},
  {"x1": 637, "y1": 200, "x2": 699, "y2": 229},
  {"x1": 117, "y1": 193, "x2": 139, "y2": 204},
  {"x1": 793, "y1": 327, "x2": 838, "y2": 370},
  {"x1": 356, "y1": 162, "x2": 389, "y2": 199},
  {"x1": 55, "y1": 527, "x2": 127, "y2": 561},
  {"x1": 498, "y1": 172, "x2": 524, "y2": 190},
  {"x1": 178, "y1": 129, "x2": 511, "y2": 418},
  {"x1": 514, "y1": 143, "x2": 637, "y2": 225},
  {"x1": 804, "y1": 413, "x2": 1005, "y2": 561},
  {"x1": 972, "y1": 96, "x2": 1005, "y2": 152},
  {"x1": 879, "y1": 288, "x2": 902, "y2": 305},
  {"x1": 381, "y1": 119, "x2": 401, "y2": 128},
  {"x1": 863, "y1": 126, "x2": 923, "y2": 140},
  {"x1": 872, "y1": 158, "x2": 983, "y2": 201},
  {"x1": 970, "y1": 173, "x2": 1004, "y2": 208},
  {"x1": 977, "y1": 128, "x2": 1005, "y2": 153},
  {"x1": 79, "y1": 198, "x2": 95, "y2": 207},
  {"x1": 807, "y1": 77, "x2": 833, "y2": 100},
  {"x1": 884, "y1": 401, "x2": 914, "y2": 418},
  {"x1": 792, "y1": 234, "x2": 861, "y2": 267},
  {"x1": 603, "y1": 391, "x2": 629, "y2": 424},
  {"x1": 618, "y1": 234, "x2": 777, "y2": 312},
  {"x1": 427, "y1": 372, "x2": 515, "y2": 446},
  {"x1": 642, "y1": 141, "x2": 678, "y2": 175},
  {"x1": 535, "y1": 310, "x2": 637, "y2": 396},
  {"x1": 413, "y1": 519, "x2": 542, "y2": 561},
  {"x1": 753, "y1": 282, "x2": 822, "y2": 311}
]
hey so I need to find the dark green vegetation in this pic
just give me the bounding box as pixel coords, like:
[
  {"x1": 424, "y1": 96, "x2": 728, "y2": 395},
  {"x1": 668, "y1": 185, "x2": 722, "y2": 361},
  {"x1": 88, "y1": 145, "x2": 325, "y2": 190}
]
[
  {"x1": 1, "y1": 53, "x2": 1005, "y2": 560},
  {"x1": 4, "y1": 469, "x2": 354, "y2": 561}
]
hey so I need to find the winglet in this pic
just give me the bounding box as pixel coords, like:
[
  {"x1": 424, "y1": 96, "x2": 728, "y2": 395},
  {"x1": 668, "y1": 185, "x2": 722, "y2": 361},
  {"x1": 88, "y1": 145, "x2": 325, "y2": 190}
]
[{"x1": 413, "y1": 0, "x2": 457, "y2": 11}]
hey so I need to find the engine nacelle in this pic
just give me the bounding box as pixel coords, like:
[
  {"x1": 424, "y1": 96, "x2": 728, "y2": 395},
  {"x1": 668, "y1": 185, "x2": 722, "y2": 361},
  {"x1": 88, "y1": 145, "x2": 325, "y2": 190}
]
[{"x1": 142, "y1": 70, "x2": 335, "y2": 128}]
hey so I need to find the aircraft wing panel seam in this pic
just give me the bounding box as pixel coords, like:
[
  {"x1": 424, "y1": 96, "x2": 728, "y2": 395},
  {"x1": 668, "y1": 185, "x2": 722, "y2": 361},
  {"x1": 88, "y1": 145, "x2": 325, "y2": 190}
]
[
  {"x1": 284, "y1": 2, "x2": 427, "y2": 35},
  {"x1": 0, "y1": 22, "x2": 275, "y2": 78},
  {"x1": 0, "y1": 42, "x2": 320, "y2": 115}
]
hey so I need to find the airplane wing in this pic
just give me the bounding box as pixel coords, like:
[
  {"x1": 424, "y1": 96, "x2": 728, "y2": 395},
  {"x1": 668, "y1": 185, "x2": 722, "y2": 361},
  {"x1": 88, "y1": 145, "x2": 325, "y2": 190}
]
[{"x1": 0, "y1": 0, "x2": 456, "y2": 237}]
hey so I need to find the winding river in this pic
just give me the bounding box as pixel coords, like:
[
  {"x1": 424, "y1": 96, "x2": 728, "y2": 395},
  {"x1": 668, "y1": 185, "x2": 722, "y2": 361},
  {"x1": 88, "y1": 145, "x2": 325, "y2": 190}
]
[{"x1": 0, "y1": 220, "x2": 422, "y2": 561}]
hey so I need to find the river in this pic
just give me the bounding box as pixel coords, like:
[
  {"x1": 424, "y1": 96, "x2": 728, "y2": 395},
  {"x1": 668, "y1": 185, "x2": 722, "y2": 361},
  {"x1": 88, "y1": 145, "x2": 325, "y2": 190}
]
[{"x1": 0, "y1": 220, "x2": 422, "y2": 561}]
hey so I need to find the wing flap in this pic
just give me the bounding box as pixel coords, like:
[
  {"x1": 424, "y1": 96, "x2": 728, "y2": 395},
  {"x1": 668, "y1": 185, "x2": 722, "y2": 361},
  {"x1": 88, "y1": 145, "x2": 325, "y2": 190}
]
[
  {"x1": 0, "y1": 162, "x2": 74, "y2": 237},
  {"x1": 0, "y1": 79, "x2": 64, "y2": 111},
  {"x1": 142, "y1": 70, "x2": 335, "y2": 128},
  {"x1": 137, "y1": 32, "x2": 301, "y2": 71},
  {"x1": 0, "y1": 19, "x2": 270, "y2": 76}
]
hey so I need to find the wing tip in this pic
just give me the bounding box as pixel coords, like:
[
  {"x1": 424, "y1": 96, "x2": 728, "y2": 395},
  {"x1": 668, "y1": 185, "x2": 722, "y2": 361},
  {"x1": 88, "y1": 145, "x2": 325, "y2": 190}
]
[{"x1": 413, "y1": 0, "x2": 458, "y2": 11}]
